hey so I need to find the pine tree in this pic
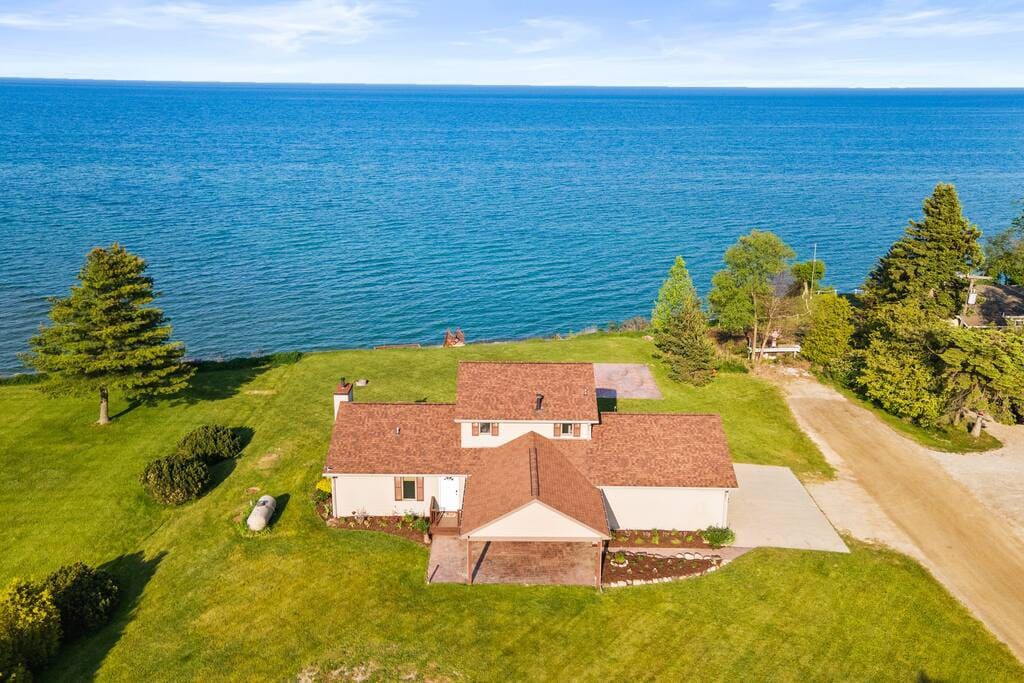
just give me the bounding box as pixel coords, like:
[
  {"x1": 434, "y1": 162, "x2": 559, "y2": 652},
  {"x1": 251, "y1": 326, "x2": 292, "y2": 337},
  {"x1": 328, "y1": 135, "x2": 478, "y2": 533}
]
[
  {"x1": 862, "y1": 183, "x2": 982, "y2": 318},
  {"x1": 651, "y1": 256, "x2": 700, "y2": 331},
  {"x1": 21, "y1": 244, "x2": 193, "y2": 425},
  {"x1": 655, "y1": 302, "x2": 716, "y2": 387}
]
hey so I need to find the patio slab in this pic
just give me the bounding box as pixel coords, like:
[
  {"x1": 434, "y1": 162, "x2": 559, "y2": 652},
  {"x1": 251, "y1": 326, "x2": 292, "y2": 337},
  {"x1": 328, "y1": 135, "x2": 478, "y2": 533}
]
[
  {"x1": 593, "y1": 363, "x2": 662, "y2": 400},
  {"x1": 729, "y1": 464, "x2": 848, "y2": 553}
]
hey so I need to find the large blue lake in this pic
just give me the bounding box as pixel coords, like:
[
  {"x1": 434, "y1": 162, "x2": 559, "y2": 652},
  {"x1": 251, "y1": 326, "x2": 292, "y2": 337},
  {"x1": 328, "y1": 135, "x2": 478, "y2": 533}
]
[{"x1": 2, "y1": 81, "x2": 1023, "y2": 373}]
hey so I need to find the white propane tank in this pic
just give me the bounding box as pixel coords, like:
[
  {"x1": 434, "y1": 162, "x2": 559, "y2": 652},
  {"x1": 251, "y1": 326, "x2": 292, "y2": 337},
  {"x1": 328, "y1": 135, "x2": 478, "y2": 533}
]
[{"x1": 247, "y1": 495, "x2": 276, "y2": 531}]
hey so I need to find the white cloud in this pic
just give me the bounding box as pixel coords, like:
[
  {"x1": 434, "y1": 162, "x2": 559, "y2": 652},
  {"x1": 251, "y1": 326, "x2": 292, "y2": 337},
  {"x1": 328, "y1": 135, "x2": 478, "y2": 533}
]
[
  {"x1": 482, "y1": 17, "x2": 596, "y2": 54},
  {"x1": 0, "y1": 0, "x2": 410, "y2": 51}
]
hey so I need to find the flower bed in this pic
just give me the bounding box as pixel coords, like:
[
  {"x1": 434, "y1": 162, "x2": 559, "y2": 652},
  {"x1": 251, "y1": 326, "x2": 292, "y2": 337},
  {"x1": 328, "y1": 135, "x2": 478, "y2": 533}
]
[
  {"x1": 326, "y1": 515, "x2": 429, "y2": 545},
  {"x1": 602, "y1": 550, "x2": 718, "y2": 585},
  {"x1": 609, "y1": 529, "x2": 711, "y2": 549}
]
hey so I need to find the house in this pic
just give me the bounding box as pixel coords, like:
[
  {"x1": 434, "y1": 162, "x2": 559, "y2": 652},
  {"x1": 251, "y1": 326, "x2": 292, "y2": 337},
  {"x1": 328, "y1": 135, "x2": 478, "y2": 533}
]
[
  {"x1": 957, "y1": 276, "x2": 1024, "y2": 329},
  {"x1": 323, "y1": 361, "x2": 738, "y2": 586}
]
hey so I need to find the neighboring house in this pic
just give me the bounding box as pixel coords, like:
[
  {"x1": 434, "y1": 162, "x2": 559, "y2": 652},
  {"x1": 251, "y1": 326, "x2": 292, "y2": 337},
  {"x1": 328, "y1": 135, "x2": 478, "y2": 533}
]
[
  {"x1": 957, "y1": 276, "x2": 1024, "y2": 329},
  {"x1": 323, "y1": 361, "x2": 737, "y2": 585}
]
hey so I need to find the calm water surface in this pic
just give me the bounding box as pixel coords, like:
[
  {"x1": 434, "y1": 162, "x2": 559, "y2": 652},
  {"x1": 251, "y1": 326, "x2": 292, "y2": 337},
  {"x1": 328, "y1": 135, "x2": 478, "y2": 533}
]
[{"x1": 2, "y1": 81, "x2": 1023, "y2": 373}]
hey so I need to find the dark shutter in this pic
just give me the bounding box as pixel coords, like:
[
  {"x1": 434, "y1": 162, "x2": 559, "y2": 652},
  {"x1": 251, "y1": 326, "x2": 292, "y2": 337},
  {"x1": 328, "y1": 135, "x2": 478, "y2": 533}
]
[
  {"x1": 415, "y1": 477, "x2": 424, "y2": 501},
  {"x1": 472, "y1": 422, "x2": 480, "y2": 436},
  {"x1": 553, "y1": 423, "x2": 560, "y2": 437},
  {"x1": 492, "y1": 423, "x2": 499, "y2": 436},
  {"x1": 573, "y1": 423, "x2": 581, "y2": 437},
  {"x1": 394, "y1": 477, "x2": 402, "y2": 501}
]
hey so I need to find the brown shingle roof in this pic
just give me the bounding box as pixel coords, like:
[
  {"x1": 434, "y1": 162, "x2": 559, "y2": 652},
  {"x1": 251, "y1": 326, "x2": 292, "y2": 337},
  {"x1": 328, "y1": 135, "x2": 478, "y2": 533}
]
[
  {"x1": 325, "y1": 403, "x2": 470, "y2": 474},
  {"x1": 454, "y1": 362, "x2": 599, "y2": 422},
  {"x1": 460, "y1": 433, "x2": 609, "y2": 537},
  {"x1": 570, "y1": 413, "x2": 738, "y2": 488},
  {"x1": 961, "y1": 283, "x2": 1024, "y2": 327},
  {"x1": 325, "y1": 406, "x2": 736, "y2": 488}
]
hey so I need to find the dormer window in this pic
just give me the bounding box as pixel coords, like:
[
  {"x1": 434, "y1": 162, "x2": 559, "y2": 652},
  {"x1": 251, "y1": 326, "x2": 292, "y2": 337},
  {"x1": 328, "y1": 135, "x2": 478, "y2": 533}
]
[{"x1": 535, "y1": 393, "x2": 544, "y2": 411}]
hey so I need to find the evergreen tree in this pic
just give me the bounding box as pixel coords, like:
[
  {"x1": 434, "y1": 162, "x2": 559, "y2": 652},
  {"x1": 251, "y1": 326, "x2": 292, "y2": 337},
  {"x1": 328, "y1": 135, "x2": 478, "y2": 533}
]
[
  {"x1": 862, "y1": 183, "x2": 982, "y2": 318},
  {"x1": 935, "y1": 328, "x2": 1024, "y2": 426},
  {"x1": 654, "y1": 305, "x2": 716, "y2": 386},
  {"x1": 651, "y1": 256, "x2": 700, "y2": 331},
  {"x1": 801, "y1": 293, "x2": 854, "y2": 378},
  {"x1": 21, "y1": 244, "x2": 193, "y2": 425}
]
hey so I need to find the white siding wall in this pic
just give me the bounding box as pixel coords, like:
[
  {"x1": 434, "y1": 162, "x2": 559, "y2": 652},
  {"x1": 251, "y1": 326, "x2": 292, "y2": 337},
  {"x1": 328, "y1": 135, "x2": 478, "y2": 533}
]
[
  {"x1": 458, "y1": 421, "x2": 591, "y2": 447},
  {"x1": 601, "y1": 487, "x2": 730, "y2": 530},
  {"x1": 329, "y1": 475, "x2": 464, "y2": 517},
  {"x1": 464, "y1": 501, "x2": 604, "y2": 540}
]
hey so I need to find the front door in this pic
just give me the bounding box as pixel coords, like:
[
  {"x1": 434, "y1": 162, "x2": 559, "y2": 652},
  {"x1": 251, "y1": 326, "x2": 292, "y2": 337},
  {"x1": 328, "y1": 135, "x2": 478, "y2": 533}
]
[{"x1": 438, "y1": 476, "x2": 460, "y2": 511}]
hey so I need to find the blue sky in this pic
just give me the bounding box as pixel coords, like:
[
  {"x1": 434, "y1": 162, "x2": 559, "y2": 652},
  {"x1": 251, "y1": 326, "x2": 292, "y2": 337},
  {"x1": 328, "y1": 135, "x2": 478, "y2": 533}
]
[{"x1": 2, "y1": 0, "x2": 1023, "y2": 86}]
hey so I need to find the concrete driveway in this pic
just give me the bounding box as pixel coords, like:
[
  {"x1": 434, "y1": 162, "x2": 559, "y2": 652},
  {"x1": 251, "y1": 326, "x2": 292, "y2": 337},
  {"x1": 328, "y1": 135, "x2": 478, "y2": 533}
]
[{"x1": 730, "y1": 464, "x2": 848, "y2": 553}]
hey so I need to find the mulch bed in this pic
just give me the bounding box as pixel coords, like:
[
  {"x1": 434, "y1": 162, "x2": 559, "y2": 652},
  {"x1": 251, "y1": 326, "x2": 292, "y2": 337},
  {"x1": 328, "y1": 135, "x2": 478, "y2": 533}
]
[
  {"x1": 326, "y1": 514, "x2": 429, "y2": 545},
  {"x1": 602, "y1": 551, "x2": 715, "y2": 583},
  {"x1": 609, "y1": 529, "x2": 711, "y2": 549}
]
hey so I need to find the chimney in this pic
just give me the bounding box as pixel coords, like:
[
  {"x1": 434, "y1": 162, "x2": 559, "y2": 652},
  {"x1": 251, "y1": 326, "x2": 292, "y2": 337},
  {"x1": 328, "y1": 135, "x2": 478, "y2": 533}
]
[
  {"x1": 333, "y1": 377, "x2": 353, "y2": 418},
  {"x1": 535, "y1": 393, "x2": 544, "y2": 411}
]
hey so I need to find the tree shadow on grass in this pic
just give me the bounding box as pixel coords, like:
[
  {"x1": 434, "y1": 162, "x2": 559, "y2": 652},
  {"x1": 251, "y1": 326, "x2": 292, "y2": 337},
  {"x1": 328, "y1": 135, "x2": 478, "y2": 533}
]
[
  {"x1": 204, "y1": 458, "x2": 238, "y2": 496},
  {"x1": 43, "y1": 550, "x2": 166, "y2": 680},
  {"x1": 233, "y1": 426, "x2": 255, "y2": 451},
  {"x1": 174, "y1": 352, "x2": 304, "y2": 405}
]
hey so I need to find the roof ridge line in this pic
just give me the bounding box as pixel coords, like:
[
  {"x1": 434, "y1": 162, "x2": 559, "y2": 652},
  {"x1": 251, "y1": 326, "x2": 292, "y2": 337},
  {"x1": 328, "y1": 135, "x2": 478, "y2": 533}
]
[{"x1": 529, "y1": 446, "x2": 539, "y2": 498}]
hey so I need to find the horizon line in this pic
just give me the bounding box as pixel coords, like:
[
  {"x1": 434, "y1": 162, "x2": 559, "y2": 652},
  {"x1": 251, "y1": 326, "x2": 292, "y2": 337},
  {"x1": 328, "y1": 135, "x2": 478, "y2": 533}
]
[{"x1": 3, "y1": 76, "x2": 1024, "y2": 91}]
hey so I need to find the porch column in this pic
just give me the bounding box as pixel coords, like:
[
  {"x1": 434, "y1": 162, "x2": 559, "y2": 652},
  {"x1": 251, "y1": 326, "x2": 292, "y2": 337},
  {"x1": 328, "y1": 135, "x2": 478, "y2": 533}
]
[
  {"x1": 466, "y1": 540, "x2": 473, "y2": 585},
  {"x1": 595, "y1": 542, "x2": 603, "y2": 591}
]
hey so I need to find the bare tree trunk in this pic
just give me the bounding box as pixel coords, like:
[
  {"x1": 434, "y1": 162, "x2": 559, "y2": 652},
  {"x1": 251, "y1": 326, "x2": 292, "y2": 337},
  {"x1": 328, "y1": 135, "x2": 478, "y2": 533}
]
[
  {"x1": 750, "y1": 292, "x2": 760, "y2": 364},
  {"x1": 98, "y1": 387, "x2": 109, "y2": 426}
]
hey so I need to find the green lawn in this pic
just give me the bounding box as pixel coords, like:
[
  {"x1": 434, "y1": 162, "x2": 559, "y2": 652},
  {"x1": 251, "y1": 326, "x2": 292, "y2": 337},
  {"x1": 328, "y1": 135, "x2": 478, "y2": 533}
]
[{"x1": 1, "y1": 333, "x2": 1019, "y2": 680}]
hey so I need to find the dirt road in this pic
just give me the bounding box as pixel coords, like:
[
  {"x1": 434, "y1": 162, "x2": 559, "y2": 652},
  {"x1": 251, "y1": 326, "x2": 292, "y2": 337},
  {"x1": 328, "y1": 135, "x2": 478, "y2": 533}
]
[{"x1": 779, "y1": 377, "x2": 1024, "y2": 661}]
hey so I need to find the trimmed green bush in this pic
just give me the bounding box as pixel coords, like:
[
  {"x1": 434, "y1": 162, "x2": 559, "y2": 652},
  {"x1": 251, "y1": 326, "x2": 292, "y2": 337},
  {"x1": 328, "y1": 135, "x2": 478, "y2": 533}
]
[
  {"x1": 177, "y1": 424, "x2": 243, "y2": 463},
  {"x1": 140, "y1": 455, "x2": 210, "y2": 505},
  {"x1": 700, "y1": 526, "x2": 736, "y2": 549},
  {"x1": 41, "y1": 564, "x2": 119, "y2": 641},
  {"x1": 0, "y1": 581, "x2": 61, "y2": 673}
]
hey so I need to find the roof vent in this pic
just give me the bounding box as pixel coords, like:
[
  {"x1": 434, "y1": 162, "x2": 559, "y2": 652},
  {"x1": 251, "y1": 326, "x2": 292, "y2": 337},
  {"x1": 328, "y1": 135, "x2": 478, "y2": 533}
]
[
  {"x1": 535, "y1": 393, "x2": 544, "y2": 411},
  {"x1": 395, "y1": 426, "x2": 401, "y2": 437}
]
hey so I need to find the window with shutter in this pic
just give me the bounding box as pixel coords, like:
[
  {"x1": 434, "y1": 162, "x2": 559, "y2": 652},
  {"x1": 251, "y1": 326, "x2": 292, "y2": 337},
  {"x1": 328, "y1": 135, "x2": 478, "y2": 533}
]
[
  {"x1": 472, "y1": 422, "x2": 480, "y2": 436},
  {"x1": 415, "y1": 477, "x2": 424, "y2": 501},
  {"x1": 402, "y1": 478, "x2": 417, "y2": 500},
  {"x1": 561, "y1": 422, "x2": 573, "y2": 436},
  {"x1": 553, "y1": 423, "x2": 560, "y2": 437},
  {"x1": 492, "y1": 422, "x2": 499, "y2": 436},
  {"x1": 394, "y1": 477, "x2": 402, "y2": 500},
  {"x1": 573, "y1": 423, "x2": 581, "y2": 437},
  {"x1": 480, "y1": 422, "x2": 491, "y2": 435}
]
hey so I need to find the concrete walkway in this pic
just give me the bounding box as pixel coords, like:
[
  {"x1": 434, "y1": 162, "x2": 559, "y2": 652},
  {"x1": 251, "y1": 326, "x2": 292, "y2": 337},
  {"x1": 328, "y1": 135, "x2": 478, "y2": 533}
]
[{"x1": 729, "y1": 463, "x2": 848, "y2": 553}]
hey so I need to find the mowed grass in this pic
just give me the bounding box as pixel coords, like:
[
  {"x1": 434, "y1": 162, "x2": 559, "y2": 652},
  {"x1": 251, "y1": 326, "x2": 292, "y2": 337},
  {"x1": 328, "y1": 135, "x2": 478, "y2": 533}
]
[{"x1": 0, "y1": 333, "x2": 1020, "y2": 680}]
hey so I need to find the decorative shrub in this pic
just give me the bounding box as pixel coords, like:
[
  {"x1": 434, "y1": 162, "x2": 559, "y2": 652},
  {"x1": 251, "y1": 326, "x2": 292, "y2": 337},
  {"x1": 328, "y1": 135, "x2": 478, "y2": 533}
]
[
  {"x1": 176, "y1": 425, "x2": 243, "y2": 463},
  {"x1": 0, "y1": 580, "x2": 61, "y2": 673},
  {"x1": 412, "y1": 517, "x2": 430, "y2": 534},
  {"x1": 140, "y1": 455, "x2": 210, "y2": 505},
  {"x1": 41, "y1": 564, "x2": 119, "y2": 641},
  {"x1": 700, "y1": 526, "x2": 736, "y2": 548},
  {"x1": 650, "y1": 530, "x2": 661, "y2": 545},
  {"x1": 315, "y1": 477, "x2": 333, "y2": 494}
]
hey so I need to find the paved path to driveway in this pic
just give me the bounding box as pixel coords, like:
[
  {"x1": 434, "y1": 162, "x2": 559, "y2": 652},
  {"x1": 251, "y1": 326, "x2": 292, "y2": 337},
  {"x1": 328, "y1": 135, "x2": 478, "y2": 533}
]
[
  {"x1": 780, "y1": 376, "x2": 1024, "y2": 662},
  {"x1": 593, "y1": 363, "x2": 662, "y2": 399},
  {"x1": 730, "y1": 464, "x2": 848, "y2": 553}
]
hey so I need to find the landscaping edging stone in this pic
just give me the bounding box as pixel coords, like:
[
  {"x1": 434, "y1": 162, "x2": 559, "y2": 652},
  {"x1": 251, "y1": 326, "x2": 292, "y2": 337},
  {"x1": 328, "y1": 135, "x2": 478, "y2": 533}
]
[{"x1": 602, "y1": 549, "x2": 736, "y2": 588}]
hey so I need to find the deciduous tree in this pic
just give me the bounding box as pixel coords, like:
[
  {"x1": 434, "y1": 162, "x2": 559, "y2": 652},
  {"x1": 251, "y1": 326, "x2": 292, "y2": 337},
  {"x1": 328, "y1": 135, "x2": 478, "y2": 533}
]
[
  {"x1": 984, "y1": 202, "x2": 1024, "y2": 285},
  {"x1": 708, "y1": 230, "x2": 795, "y2": 362},
  {"x1": 21, "y1": 244, "x2": 193, "y2": 425}
]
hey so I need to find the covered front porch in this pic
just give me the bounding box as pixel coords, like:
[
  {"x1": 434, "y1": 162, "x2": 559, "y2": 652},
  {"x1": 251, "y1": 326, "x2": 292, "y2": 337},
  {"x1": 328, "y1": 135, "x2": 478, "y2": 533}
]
[{"x1": 427, "y1": 536, "x2": 603, "y2": 587}]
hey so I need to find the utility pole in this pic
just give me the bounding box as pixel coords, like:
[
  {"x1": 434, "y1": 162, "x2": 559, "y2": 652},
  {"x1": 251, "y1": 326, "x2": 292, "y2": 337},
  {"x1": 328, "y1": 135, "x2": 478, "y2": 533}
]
[{"x1": 810, "y1": 243, "x2": 818, "y2": 293}]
